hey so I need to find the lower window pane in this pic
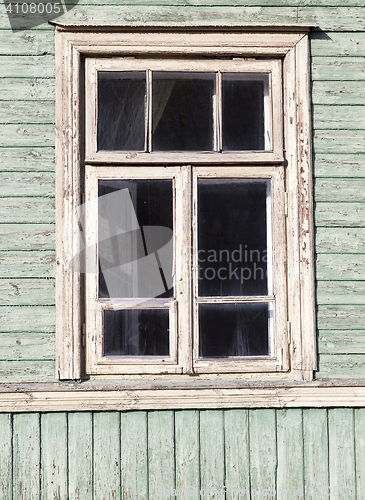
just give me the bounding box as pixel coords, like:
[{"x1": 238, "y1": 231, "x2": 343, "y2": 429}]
[
  {"x1": 199, "y1": 302, "x2": 270, "y2": 357},
  {"x1": 103, "y1": 309, "x2": 169, "y2": 356}
]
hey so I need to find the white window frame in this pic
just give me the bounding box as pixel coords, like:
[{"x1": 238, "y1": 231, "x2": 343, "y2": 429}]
[{"x1": 55, "y1": 29, "x2": 316, "y2": 384}]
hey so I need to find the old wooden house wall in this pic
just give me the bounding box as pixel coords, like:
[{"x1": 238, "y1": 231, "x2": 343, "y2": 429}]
[{"x1": 0, "y1": 0, "x2": 365, "y2": 498}]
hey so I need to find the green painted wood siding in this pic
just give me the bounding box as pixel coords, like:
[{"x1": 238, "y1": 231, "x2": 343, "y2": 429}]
[
  {"x1": 0, "y1": 2, "x2": 364, "y2": 381},
  {"x1": 0, "y1": 409, "x2": 364, "y2": 499}
]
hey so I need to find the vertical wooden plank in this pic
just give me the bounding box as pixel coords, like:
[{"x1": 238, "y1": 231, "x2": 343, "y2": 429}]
[
  {"x1": 93, "y1": 412, "x2": 121, "y2": 500},
  {"x1": 0, "y1": 414, "x2": 12, "y2": 499},
  {"x1": 40, "y1": 413, "x2": 68, "y2": 500},
  {"x1": 303, "y1": 409, "x2": 329, "y2": 500},
  {"x1": 328, "y1": 408, "x2": 356, "y2": 499},
  {"x1": 249, "y1": 409, "x2": 276, "y2": 500},
  {"x1": 68, "y1": 412, "x2": 93, "y2": 500},
  {"x1": 355, "y1": 408, "x2": 365, "y2": 500},
  {"x1": 148, "y1": 410, "x2": 175, "y2": 500},
  {"x1": 13, "y1": 413, "x2": 40, "y2": 500},
  {"x1": 199, "y1": 410, "x2": 225, "y2": 500},
  {"x1": 224, "y1": 409, "x2": 250, "y2": 500},
  {"x1": 175, "y1": 410, "x2": 200, "y2": 500},
  {"x1": 120, "y1": 411, "x2": 148, "y2": 500},
  {"x1": 276, "y1": 409, "x2": 304, "y2": 499}
]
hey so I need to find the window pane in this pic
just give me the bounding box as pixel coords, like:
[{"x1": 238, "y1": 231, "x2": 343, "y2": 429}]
[
  {"x1": 222, "y1": 75, "x2": 268, "y2": 151},
  {"x1": 98, "y1": 179, "x2": 173, "y2": 299},
  {"x1": 152, "y1": 72, "x2": 214, "y2": 151},
  {"x1": 198, "y1": 179, "x2": 269, "y2": 297},
  {"x1": 199, "y1": 302, "x2": 270, "y2": 357},
  {"x1": 104, "y1": 309, "x2": 169, "y2": 356},
  {"x1": 97, "y1": 72, "x2": 146, "y2": 151}
]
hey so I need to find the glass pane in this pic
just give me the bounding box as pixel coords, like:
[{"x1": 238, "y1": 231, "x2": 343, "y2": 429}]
[
  {"x1": 222, "y1": 74, "x2": 268, "y2": 151},
  {"x1": 104, "y1": 309, "x2": 169, "y2": 356},
  {"x1": 97, "y1": 72, "x2": 146, "y2": 151},
  {"x1": 199, "y1": 302, "x2": 270, "y2": 357},
  {"x1": 198, "y1": 179, "x2": 269, "y2": 297},
  {"x1": 98, "y1": 179, "x2": 173, "y2": 299},
  {"x1": 152, "y1": 72, "x2": 214, "y2": 151}
]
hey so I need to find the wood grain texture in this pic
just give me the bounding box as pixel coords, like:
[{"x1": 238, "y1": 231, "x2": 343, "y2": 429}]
[
  {"x1": 355, "y1": 409, "x2": 365, "y2": 500},
  {"x1": 0, "y1": 30, "x2": 55, "y2": 56},
  {"x1": 315, "y1": 228, "x2": 365, "y2": 253},
  {"x1": 313, "y1": 130, "x2": 365, "y2": 154},
  {"x1": 312, "y1": 81, "x2": 365, "y2": 105},
  {"x1": 0, "y1": 224, "x2": 55, "y2": 251},
  {"x1": 312, "y1": 57, "x2": 365, "y2": 81},
  {"x1": 314, "y1": 154, "x2": 365, "y2": 178},
  {"x1": 316, "y1": 253, "x2": 365, "y2": 281},
  {"x1": 312, "y1": 105, "x2": 365, "y2": 130},
  {"x1": 317, "y1": 355, "x2": 365, "y2": 379},
  {"x1": 310, "y1": 31, "x2": 365, "y2": 57},
  {"x1": 315, "y1": 203, "x2": 365, "y2": 227},
  {"x1": 316, "y1": 281, "x2": 365, "y2": 305},
  {"x1": 0, "y1": 124, "x2": 54, "y2": 147},
  {"x1": 0, "y1": 148, "x2": 55, "y2": 172},
  {"x1": 175, "y1": 410, "x2": 200, "y2": 500},
  {"x1": 0, "y1": 251, "x2": 55, "y2": 278},
  {"x1": 318, "y1": 332, "x2": 365, "y2": 354},
  {"x1": 0, "y1": 360, "x2": 55, "y2": 382},
  {"x1": 0, "y1": 79, "x2": 55, "y2": 101},
  {"x1": 1, "y1": 306, "x2": 55, "y2": 332},
  {"x1": 68, "y1": 412, "x2": 93, "y2": 500},
  {"x1": 0, "y1": 172, "x2": 54, "y2": 197},
  {"x1": 0, "y1": 199, "x2": 55, "y2": 224},
  {"x1": 0, "y1": 414, "x2": 12, "y2": 500},
  {"x1": 0, "y1": 331, "x2": 54, "y2": 360},
  {"x1": 0, "y1": 101, "x2": 55, "y2": 124},
  {"x1": 298, "y1": 7, "x2": 365, "y2": 31},
  {"x1": 0, "y1": 55, "x2": 54, "y2": 78},
  {"x1": 317, "y1": 304, "x2": 365, "y2": 329}
]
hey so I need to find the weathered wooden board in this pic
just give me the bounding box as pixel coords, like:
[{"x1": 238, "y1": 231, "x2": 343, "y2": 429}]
[
  {"x1": 175, "y1": 410, "x2": 200, "y2": 500},
  {"x1": 316, "y1": 281, "x2": 365, "y2": 305},
  {"x1": 0, "y1": 414, "x2": 12, "y2": 500},
  {"x1": 311, "y1": 31, "x2": 365, "y2": 57},
  {"x1": 0, "y1": 172, "x2": 55, "y2": 197},
  {"x1": 40, "y1": 413, "x2": 68, "y2": 500},
  {"x1": 0, "y1": 30, "x2": 55, "y2": 56},
  {"x1": 0, "y1": 224, "x2": 55, "y2": 251},
  {"x1": 0, "y1": 79, "x2": 55, "y2": 101},
  {"x1": 0, "y1": 55, "x2": 54, "y2": 78},
  {"x1": 0, "y1": 199, "x2": 55, "y2": 224},
  {"x1": 303, "y1": 409, "x2": 329, "y2": 500},
  {"x1": 312, "y1": 57, "x2": 365, "y2": 81},
  {"x1": 313, "y1": 130, "x2": 365, "y2": 154},
  {"x1": 298, "y1": 7, "x2": 365, "y2": 31},
  {"x1": 314, "y1": 154, "x2": 365, "y2": 178},
  {"x1": 318, "y1": 332, "x2": 365, "y2": 354},
  {"x1": 0, "y1": 251, "x2": 55, "y2": 278},
  {"x1": 315, "y1": 202, "x2": 365, "y2": 227},
  {"x1": 317, "y1": 355, "x2": 365, "y2": 379},
  {"x1": 0, "y1": 331, "x2": 54, "y2": 359},
  {"x1": 316, "y1": 254, "x2": 365, "y2": 281},
  {"x1": 315, "y1": 180, "x2": 365, "y2": 202},
  {"x1": 0, "y1": 306, "x2": 55, "y2": 332},
  {"x1": 0, "y1": 360, "x2": 55, "y2": 381},
  {"x1": 317, "y1": 304, "x2": 365, "y2": 329},
  {"x1": 312, "y1": 81, "x2": 365, "y2": 105},
  {"x1": 312, "y1": 105, "x2": 365, "y2": 130},
  {"x1": 120, "y1": 411, "x2": 148, "y2": 500},
  {"x1": 0, "y1": 125, "x2": 54, "y2": 147},
  {"x1": 315, "y1": 227, "x2": 365, "y2": 253},
  {"x1": 355, "y1": 409, "x2": 365, "y2": 500},
  {"x1": 0, "y1": 101, "x2": 55, "y2": 124},
  {"x1": 0, "y1": 148, "x2": 55, "y2": 172},
  {"x1": 68, "y1": 412, "x2": 93, "y2": 500}
]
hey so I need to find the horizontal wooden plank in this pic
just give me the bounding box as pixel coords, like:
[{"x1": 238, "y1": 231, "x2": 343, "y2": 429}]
[
  {"x1": 312, "y1": 57, "x2": 365, "y2": 81},
  {"x1": 298, "y1": 7, "x2": 365, "y2": 31},
  {"x1": 315, "y1": 180, "x2": 365, "y2": 204},
  {"x1": 312, "y1": 105, "x2": 365, "y2": 130},
  {"x1": 0, "y1": 331, "x2": 55, "y2": 360},
  {"x1": 0, "y1": 360, "x2": 55, "y2": 383},
  {"x1": 0, "y1": 30, "x2": 54, "y2": 56},
  {"x1": 0, "y1": 198, "x2": 55, "y2": 223},
  {"x1": 312, "y1": 81, "x2": 365, "y2": 105},
  {"x1": 318, "y1": 331, "x2": 365, "y2": 354},
  {"x1": 0, "y1": 79, "x2": 55, "y2": 101},
  {"x1": 316, "y1": 254, "x2": 365, "y2": 281},
  {"x1": 313, "y1": 130, "x2": 365, "y2": 154},
  {"x1": 314, "y1": 154, "x2": 365, "y2": 178},
  {"x1": 0, "y1": 172, "x2": 54, "y2": 198},
  {"x1": 0, "y1": 148, "x2": 54, "y2": 172},
  {"x1": 0, "y1": 224, "x2": 55, "y2": 251},
  {"x1": 316, "y1": 281, "x2": 365, "y2": 305},
  {"x1": 316, "y1": 228, "x2": 365, "y2": 253},
  {"x1": 0, "y1": 101, "x2": 54, "y2": 124},
  {"x1": 0, "y1": 279, "x2": 55, "y2": 305},
  {"x1": 0, "y1": 306, "x2": 55, "y2": 332},
  {"x1": 315, "y1": 202, "x2": 365, "y2": 227},
  {"x1": 0, "y1": 55, "x2": 54, "y2": 78},
  {"x1": 317, "y1": 354, "x2": 365, "y2": 379},
  {"x1": 317, "y1": 304, "x2": 365, "y2": 330},
  {"x1": 0, "y1": 251, "x2": 55, "y2": 278},
  {"x1": 310, "y1": 31, "x2": 365, "y2": 57},
  {"x1": 0, "y1": 125, "x2": 54, "y2": 147}
]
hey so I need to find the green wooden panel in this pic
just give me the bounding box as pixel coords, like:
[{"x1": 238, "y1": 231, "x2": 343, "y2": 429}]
[
  {"x1": 0, "y1": 172, "x2": 55, "y2": 197},
  {"x1": 148, "y1": 410, "x2": 175, "y2": 500},
  {"x1": 311, "y1": 31, "x2": 365, "y2": 57},
  {"x1": 0, "y1": 306, "x2": 55, "y2": 332},
  {"x1": 0, "y1": 331, "x2": 54, "y2": 360},
  {"x1": 313, "y1": 130, "x2": 365, "y2": 154},
  {"x1": 199, "y1": 410, "x2": 225, "y2": 500},
  {"x1": 328, "y1": 409, "x2": 356, "y2": 499},
  {"x1": 0, "y1": 101, "x2": 54, "y2": 124},
  {"x1": 0, "y1": 55, "x2": 54, "y2": 78},
  {"x1": 13, "y1": 413, "x2": 40, "y2": 500},
  {"x1": 312, "y1": 105, "x2": 365, "y2": 130},
  {"x1": 0, "y1": 360, "x2": 55, "y2": 382},
  {"x1": 0, "y1": 30, "x2": 55, "y2": 56},
  {"x1": 317, "y1": 354, "x2": 365, "y2": 379},
  {"x1": 318, "y1": 331, "x2": 365, "y2": 354},
  {"x1": 315, "y1": 202, "x2": 365, "y2": 226},
  {"x1": 316, "y1": 254, "x2": 365, "y2": 281},
  {"x1": 40, "y1": 413, "x2": 68, "y2": 500},
  {"x1": 175, "y1": 410, "x2": 199, "y2": 500},
  {"x1": 0, "y1": 414, "x2": 12, "y2": 500},
  {"x1": 0, "y1": 224, "x2": 55, "y2": 251},
  {"x1": 68, "y1": 412, "x2": 93, "y2": 500},
  {"x1": 314, "y1": 154, "x2": 365, "y2": 178},
  {"x1": 224, "y1": 409, "x2": 250, "y2": 500},
  {"x1": 249, "y1": 409, "x2": 276, "y2": 500},
  {"x1": 120, "y1": 411, "x2": 148, "y2": 500},
  {"x1": 276, "y1": 409, "x2": 304, "y2": 500},
  {"x1": 317, "y1": 304, "x2": 365, "y2": 329},
  {"x1": 355, "y1": 409, "x2": 365, "y2": 500},
  {"x1": 316, "y1": 281, "x2": 365, "y2": 305},
  {"x1": 315, "y1": 228, "x2": 365, "y2": 253},
  {"x1": 0, "y1": 199, "x2": 55, "y2": 224},
  {"x1": 93, "y1": 412, "x2": 121, "y2": 500},
  {"x1": 0, "y1": 251, "x2": 55, "y2": 278},
  {"x1": 0, "y1": 148, "x2": 55, "y2": 172},
  {"x1": 0, "y1": 125, "x2": 54, "y2": 147},
  {"x1": 312, "y1": 81, "x2": 365, "y2": 105},
  {"x1": 298, "y1": 7, "x2": 365, "y2": 31},
  {"x1": 0, "y1": 79, "x2": 55, "y2": 101},
  {"x1": 312, "y1": 57, "x2": 365, "y2": 81},
  {"x1": 303, "y1": 409, "x2": 329, "y2": 500}
]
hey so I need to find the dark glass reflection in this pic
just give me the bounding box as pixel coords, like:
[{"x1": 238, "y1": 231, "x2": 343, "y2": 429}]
[
  {"x1": 152, "y1": 73, "x2": 214, "y2": 151},
  {"x1": 104, "y1": 309, "x2": 169, "y2": 356},
  {"x1": 222, "y1": 76, "x2": 266, "y2": 151},
  {"x1": 199, "y1": 302, "x2": 269, "y2": 357},
  {"x1": 198, "y1": 179, "x2": 268, "y2": 297},
  {"x1": 98, "y1": 180, "x2": 173, "y2": 299},
  {"x1": 98, "y1": 72, "x2": 146, "y2": 151}
]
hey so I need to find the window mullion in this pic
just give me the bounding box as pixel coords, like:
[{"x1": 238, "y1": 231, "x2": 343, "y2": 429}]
[{"x1": 147, "y1": 69, "x2": 152, "y2": 152}]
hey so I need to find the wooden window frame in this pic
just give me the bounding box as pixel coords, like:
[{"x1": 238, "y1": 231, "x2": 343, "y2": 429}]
[{"x1": 55, "y1": 28, "x2": 316, "y2": 385}]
